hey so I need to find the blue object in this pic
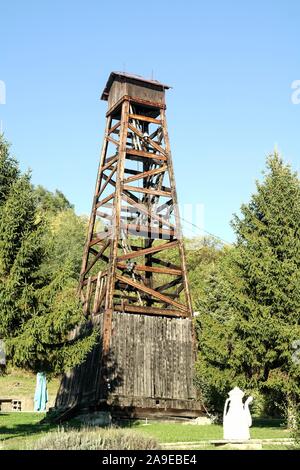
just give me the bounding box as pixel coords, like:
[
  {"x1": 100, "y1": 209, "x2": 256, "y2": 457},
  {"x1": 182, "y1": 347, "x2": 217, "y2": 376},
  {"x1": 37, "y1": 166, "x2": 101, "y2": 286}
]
[
  {"x1": 34, "y1": 372, "x2": 48, "y2": 411},
  {"x1": 0, "y1": 340, "x2": 5, "y2": 365}
]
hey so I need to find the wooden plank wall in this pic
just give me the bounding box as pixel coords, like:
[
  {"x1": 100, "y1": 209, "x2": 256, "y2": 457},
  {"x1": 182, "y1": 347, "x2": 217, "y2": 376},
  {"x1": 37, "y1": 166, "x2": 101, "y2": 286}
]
[
  {"x1": 55, "y1": 312, "x2": 197, "y2": 411},
  {"x1": 55, "y1": 315, "x2": 103, "y2": 409},
  {"x1": 108, "y1": 80, "x2": 165, "y2": 110}
]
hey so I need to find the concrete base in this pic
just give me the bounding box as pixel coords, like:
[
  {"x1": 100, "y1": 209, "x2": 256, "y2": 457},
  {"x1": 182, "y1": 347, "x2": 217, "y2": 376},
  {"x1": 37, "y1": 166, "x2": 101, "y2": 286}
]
[
  {"x1": 75, "y1": 411, "x2": 112, "y2": 427},
  {"x1": 183, "y1": 416, "x2": 213, "y2": 425},
  {"x1": 211, "y1": 440, "x2": 262, "y2": 450}
]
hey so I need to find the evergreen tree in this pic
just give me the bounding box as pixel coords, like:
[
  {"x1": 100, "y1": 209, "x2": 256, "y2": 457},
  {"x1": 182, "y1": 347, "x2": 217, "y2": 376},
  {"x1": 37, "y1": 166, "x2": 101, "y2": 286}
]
[
  {"x1": 185, "y1": 236, "x2": 225, "y2": 307},
  {"x1": 0, "y1": 135, "x2": 19, "y2": 208},
  {"x1": 0, "y1": 137, "x2": 96, "y2": 374},
  {"x1": 196, "y1": 153, "x2": 300, "y2": 421},
  {"x1": 35, "y1": 185, "x2": 73, "y2": 214}
]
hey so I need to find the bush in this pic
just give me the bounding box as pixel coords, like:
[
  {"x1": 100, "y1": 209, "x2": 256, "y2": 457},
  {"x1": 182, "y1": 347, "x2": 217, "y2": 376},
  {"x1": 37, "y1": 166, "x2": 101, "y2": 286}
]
[
  {"x1": 291, "y1": 406, "x2": 300, "y2": 448},
  {"x1": 30, "y1": 427, "x2": 160, "y2": 450}
]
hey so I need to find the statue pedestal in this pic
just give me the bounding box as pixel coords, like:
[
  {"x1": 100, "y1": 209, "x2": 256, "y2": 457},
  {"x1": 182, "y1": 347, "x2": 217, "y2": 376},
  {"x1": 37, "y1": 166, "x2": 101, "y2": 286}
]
[{"x1": 211, "y1": 439, "x2": 262, "y2": 450}]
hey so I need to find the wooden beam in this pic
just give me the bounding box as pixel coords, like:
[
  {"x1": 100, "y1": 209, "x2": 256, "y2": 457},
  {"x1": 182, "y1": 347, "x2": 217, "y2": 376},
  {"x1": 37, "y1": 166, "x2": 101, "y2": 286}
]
[
  {"x1": 96, "y1": 210, "x2": 113, "y2": 220},
  {"x1": 113, "y1": 290, "x2": 179, "y2": 300},
  {"x1": 129, "y1": 114, "x2": 161, "y2": 124},
  {"x1": 103, "y1": 99, "x2": 130, "y2": 354},
  {"x1": 160, "y1": 108, "x2": 193, "y2": 317},
  {"x1": 119, "y1": 205, "x2": 140, "y2": 214},
  {"x1": 92, "y1": 271, "x2": 102, "y2": 314},
  {"x1": 156, "y1": 198, "x2": 173, "y2": 213},
  {"x1": 90, "y1": 230, "x2": 111, "y2": 246},
  {"x1": 156, "y1": 276, "x2": 183, "y2": 293},
  {"x1": 149, "y1": 127, "x2": 160, "y2": 140},
  {"x1": 82, "y1": 271, "x2": 107, "y2": 286},
  {"x1": 122, "y1": 187, "x2": 140, "y2": 204},
  {"x1": 123, "y1": 185, "x2": 171, "y2": 198},
  {"x1": 99, "y1": 283, "x2": 107, "y2": 310},
  {"x1": 102, "y1": 202, "x2": 140, "y2": 214},
  {"x1": 83, "y1": 276, "x2": 92, "y2": 315},
  {"x1": 96, "y1": 192, "x2": 115, "y2": 208},
  {"x1": 104, "y1": 154, "x2": 118, "y2": 163},
  {"x1": 117, "y1": 240, "x2": 178, "y2": 261},
  {"x1": 106, "y1": 135, "x2": 119, "y2": 147},
  {"x1": 98, "y1": 166, "x2": 117, "y2": 197},
  {"x1": 120, "y1": 222, "x2": 174, "y2": 238},
  {"x1": 126, "y1": 148, "x2": 167, "y2": 162},
  {"x1": 122, "y1": 193, "x2": 174, "y2": 229},
  {"x1": 106, "y1": 95, "x2": 124, "y2": 117},
  {"x1": 108, "y1": 120, "x2": 121, "y2": 135},
  {"x1": 102, "y1": 155, "x2": 119, "y2": 172},
  {"x1": 117, "y1": 263, "x2": 182, "y2": 275},
  {"x1": 84, "y1": 241, "x2": 110, "y2": 276},
  {"x1": 151, "y1": 257, "x2": 181, "y2": 271},
  {"x1": 101, "y1": 254, "x2": 110, "y2": 263},
  {"x1": 124, "y1": 168, "x2": 140, "y2": 176},
  {"x1": 114, "y1": 304, "x2": 187, "y2": 318},
  {"x1": 112, "y1": 294, "x2": 140, "y2": 301},
  {"x1": 106, "y1": 95, "x2": 165, "y2": 118},
  {"x1": 115, "y1": 274, "x2": 188, "y2": 311},
  {"x1": 123, "y1": 165, "x2": 167, "y2": 184},
  {"x1": 128, "y1": 123, "x2": 166, "y2": 156},
  {"x1": 79, "y1": 115, "x2": 112, "y2": 283},
  {"x1": 127, "y1": 95, "x2": 166, "y2": 110}
]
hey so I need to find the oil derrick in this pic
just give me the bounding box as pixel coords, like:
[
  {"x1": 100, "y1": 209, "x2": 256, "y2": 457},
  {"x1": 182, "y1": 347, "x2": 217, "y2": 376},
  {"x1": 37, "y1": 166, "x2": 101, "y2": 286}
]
[{"x1": 55, "y1": 72, "x2": 202, "y2": 419}]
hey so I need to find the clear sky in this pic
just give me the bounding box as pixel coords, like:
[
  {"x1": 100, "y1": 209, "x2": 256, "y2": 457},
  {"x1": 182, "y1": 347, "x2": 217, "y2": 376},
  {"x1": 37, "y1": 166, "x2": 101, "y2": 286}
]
[{"x1": 1, "y1": 0, "x2": 300, "y2": 243}]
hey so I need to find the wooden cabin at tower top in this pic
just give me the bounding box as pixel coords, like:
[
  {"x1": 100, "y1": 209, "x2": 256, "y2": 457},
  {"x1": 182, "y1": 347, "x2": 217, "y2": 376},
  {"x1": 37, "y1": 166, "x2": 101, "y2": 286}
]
[{"x1": 101, "y1": 71, "x2": 171, "y2": 113}]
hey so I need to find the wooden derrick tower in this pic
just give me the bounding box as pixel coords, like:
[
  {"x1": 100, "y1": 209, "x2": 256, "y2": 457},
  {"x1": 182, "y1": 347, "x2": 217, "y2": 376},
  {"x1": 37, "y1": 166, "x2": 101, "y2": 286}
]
[{"x1": 55, "y1": 72, "x2": 202, "y2": 419}]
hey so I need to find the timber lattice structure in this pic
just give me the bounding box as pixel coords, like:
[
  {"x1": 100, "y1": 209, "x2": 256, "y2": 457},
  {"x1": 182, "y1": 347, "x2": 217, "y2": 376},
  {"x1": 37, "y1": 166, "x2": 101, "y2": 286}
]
[{"x1": 55, "y1": 72, "x2": 202, "y2": 419}]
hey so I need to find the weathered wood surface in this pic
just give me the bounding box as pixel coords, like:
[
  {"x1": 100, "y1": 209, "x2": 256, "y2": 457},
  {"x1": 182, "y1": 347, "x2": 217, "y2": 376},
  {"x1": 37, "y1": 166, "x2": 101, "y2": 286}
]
[
  {"x1": 55, "y1": 312, "x2": 199, "y2": 412},
  {"x1": 65, "y1": 73, "x2": 200, "y2": 418},
  {"x1": 106, "y1": 75, "x2": 166, "y2": 110}
]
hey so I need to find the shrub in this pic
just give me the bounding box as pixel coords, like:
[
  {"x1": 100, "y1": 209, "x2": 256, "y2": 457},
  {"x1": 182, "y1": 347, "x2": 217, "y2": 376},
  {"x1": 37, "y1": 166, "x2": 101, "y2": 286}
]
[
  {"x1": 291, "y1": 406, "x2": 300, "y2": 449},
  {"x1": 30, "y1": 427, "x2": 160, "y2": 450}
]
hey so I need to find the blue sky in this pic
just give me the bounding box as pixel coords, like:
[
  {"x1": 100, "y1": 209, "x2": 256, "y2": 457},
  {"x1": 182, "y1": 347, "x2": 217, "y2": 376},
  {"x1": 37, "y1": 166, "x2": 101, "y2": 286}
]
[{"x1": 1, "y1": 0, "x2": 300, "y2": 242}]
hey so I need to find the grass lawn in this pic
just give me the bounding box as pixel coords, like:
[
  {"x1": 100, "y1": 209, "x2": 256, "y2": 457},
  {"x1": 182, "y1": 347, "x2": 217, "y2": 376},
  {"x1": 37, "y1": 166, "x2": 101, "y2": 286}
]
[
  {"x1": 130, "y1": 418, "x2": 290, "y2": 443},
  {"x1": 0, "y1": 412, "x2": 294, "y2": 450},
  {"x1": 0, "y1": 412, "x2": 54, "y2": 450}
]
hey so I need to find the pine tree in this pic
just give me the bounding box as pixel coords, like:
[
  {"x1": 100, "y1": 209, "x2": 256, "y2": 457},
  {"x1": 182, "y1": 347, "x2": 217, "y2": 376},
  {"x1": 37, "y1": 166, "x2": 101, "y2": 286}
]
[
  {"x1": 0, "y1": 136, "x2": 97, "y2": 374},
  {"x1": 196, "y1": 153, "x2": 300, "y2": 420},
  {"x1": 0, "y1": 135, "x2": 19, "y2": 208}
]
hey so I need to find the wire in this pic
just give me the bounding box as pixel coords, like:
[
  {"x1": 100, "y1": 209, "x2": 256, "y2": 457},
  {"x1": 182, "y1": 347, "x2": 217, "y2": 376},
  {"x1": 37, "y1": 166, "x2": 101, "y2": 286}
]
[{"x1": 179, "y1": 216, "x2": 232, "y2": 245}]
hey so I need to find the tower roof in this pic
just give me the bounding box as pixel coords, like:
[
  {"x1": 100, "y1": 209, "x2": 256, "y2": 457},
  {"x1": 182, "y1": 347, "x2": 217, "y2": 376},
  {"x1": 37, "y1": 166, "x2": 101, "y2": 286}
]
[{"x1": 101, "y1": 71, "x2": 171, "y2": 101}]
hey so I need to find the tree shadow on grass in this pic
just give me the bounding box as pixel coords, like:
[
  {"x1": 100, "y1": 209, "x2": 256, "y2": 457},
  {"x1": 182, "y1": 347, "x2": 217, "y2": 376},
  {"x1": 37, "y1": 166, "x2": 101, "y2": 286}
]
[
  {"x1": 252, "y1": 417, "x2": 285, "y2": 428},
  {"x1": 0, "y1": 413, "x2": 56, "y2": 442},
  {"x1": 0, "y1": 412, "x2": 84, "y2": 444}
]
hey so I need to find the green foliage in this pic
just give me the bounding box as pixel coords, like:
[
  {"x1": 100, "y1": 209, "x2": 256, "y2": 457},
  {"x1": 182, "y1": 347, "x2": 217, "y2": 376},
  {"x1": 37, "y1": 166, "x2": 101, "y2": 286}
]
[
  {"x1": 185, "y1": 237, "x2": 225, "y2": 308},
  {"x1": 293, "y1": 406, "x2": 300, "y2": 445},
  {"x1": 195, "y1": 249, "x2": 240, "y2": 412},
  {"x1": 30, "y1": 427, "x2": 160, "y2": 450},
  {"x1": 0, "y1": 173, "x2": 45, "y2": 340},
  {"x1": 5, "y1": 265, "x2": 98, "y2": 374},
  {"x1": 46, "y1": 209, "x2": 87, "y2": 279},
  {"x1": 158, "y1": 235, "x2": 225, "y2": 309},
  {"x1": 196, "y1": 152, "x2": 300, "y2": 416},
  {"x1": 0, "y1": 136, "x2": 95, "y2": 374},
  {"x1": 0, "y1": 135, "x2": 19, "y2": 208},
  {"x1": 35, "y1": 185, "x2": 73, "y2": 215}
]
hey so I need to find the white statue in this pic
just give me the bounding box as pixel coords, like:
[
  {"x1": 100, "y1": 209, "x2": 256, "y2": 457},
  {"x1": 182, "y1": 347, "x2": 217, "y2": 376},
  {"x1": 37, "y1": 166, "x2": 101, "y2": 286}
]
[{"x1": 223, "y1": 386, "x2": 253, "y2": 440}]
